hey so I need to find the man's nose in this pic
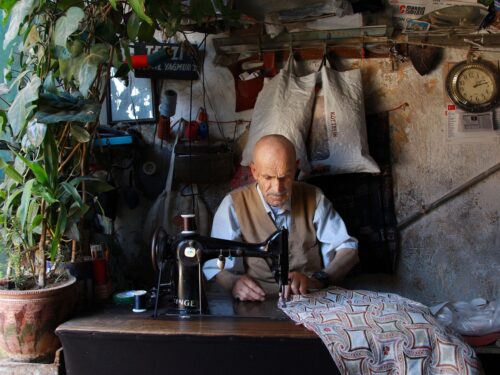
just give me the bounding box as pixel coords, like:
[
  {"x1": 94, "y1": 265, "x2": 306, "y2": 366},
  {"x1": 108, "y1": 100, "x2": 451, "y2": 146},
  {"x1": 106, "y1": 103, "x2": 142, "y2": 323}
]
[{"x1": 272, "y1": 178, "x2": 285, "y2": 192}]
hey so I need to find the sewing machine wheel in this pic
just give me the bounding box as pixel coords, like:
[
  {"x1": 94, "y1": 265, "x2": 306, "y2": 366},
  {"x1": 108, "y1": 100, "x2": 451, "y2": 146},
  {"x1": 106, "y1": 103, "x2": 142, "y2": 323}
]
[{"x1": 151, "y1": 227, "x2": 172, "y2": 272}]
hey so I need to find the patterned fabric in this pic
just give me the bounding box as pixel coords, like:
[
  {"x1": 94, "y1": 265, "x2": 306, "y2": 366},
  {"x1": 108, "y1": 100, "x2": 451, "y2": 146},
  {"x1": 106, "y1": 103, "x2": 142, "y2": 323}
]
[{"x1": 280, "y1": 287, "x2": 483, "y2": 374}]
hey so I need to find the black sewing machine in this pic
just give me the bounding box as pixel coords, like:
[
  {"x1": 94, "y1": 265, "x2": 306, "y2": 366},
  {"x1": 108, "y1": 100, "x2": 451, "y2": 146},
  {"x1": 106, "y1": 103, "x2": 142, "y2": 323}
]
[{"x1": 150, "y1": 214, "x2": 289, "y2": 317}]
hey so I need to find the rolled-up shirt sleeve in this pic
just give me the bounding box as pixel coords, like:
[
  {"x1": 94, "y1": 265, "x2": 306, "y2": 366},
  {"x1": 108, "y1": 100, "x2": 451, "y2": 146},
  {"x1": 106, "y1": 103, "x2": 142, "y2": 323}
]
[
  {"x1": 313, "y1": 189, "x2": 358, "y2": 268},
  {"x1": 203, "y1": 195, "x2": 244, "y2": 280}
]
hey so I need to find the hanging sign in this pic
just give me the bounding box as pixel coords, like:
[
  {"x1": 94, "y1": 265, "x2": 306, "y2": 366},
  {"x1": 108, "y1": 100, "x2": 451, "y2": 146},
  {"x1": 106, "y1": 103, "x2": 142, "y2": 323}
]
[{"x1": 130, "y1": 42, "x2": 200, "y2": 80}]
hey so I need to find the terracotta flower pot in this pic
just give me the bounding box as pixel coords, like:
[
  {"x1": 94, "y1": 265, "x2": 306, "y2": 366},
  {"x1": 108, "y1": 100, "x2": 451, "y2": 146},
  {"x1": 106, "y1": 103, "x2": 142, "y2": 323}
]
[{"x1": 0, "y1": 275, "x2": 77, "y2": 362}]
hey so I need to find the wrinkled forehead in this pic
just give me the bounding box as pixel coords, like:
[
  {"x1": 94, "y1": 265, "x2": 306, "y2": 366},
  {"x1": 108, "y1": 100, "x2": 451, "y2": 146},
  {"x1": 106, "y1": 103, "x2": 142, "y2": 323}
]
[
  {"x1": 252, "y1": 137, "x2": 297, "y2": 164},
  {"x1": 253, "y1": 148, "x2": 296, "y2": 176}
]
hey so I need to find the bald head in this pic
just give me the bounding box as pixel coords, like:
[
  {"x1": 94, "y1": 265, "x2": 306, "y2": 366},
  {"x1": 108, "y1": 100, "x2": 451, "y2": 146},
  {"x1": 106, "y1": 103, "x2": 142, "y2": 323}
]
[
  {"x1": 250, "y1": 135, "x2": 298, "y2": 207},
  {"x1": 252, "y1": 134, "x2": 296, "y2": 166}
]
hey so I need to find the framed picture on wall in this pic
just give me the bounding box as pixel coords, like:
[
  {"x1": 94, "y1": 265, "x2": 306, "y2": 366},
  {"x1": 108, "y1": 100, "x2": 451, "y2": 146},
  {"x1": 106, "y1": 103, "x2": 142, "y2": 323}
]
[{"x1": 107, "y1": 68, "x2": 157, "y2": 124}]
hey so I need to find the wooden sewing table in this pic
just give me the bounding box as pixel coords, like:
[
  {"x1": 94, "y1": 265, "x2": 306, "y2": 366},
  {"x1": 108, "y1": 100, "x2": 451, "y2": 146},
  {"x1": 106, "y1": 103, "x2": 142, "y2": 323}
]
[{"x1": 56, "y1": 294, "x2": 339, "y2": 375}]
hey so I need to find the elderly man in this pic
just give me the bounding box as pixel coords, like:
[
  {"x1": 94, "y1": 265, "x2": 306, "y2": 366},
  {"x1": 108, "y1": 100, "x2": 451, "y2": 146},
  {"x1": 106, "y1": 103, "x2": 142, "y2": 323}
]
[{"x1": 203, "y1": 134, "x2": 359, "y2": 301}]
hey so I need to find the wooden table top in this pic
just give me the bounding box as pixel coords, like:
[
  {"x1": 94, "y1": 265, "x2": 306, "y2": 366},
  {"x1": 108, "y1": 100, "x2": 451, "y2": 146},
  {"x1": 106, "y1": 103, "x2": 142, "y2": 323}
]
[{"x1": 56, "y1": 298, "x2": 317, "y2": 340}]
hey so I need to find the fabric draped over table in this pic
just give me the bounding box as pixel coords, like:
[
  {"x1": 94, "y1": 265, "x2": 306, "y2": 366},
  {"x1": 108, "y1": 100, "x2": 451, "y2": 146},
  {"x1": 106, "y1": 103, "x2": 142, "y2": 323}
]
[{"x1": 280, "y1": 287, "x2": 483, "y2": 374}]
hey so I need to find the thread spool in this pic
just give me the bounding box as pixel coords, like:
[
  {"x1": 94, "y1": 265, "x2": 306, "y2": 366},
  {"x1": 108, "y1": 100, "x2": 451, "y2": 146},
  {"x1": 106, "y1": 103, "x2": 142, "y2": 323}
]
[
  {"x1": 184, "y1": 121, "x2": 198, "y2": 140},
  {"x1": 198, "y1": 122, "x2": 208, "y2": 139},
  {"x1": 181, "y1": 214, "x2": 196, "y2": 234},
  {"x1": 197, "y1": 107, "x2": 208, "y2": 123},
  {"x1": 157, "y1": 115, "x2": 170, "y2": 140},
  {"x1": 133, "y1": 290, "x2": 147, "y2": 313},
  {"x1": 93, "y1": 258, "x2": 108, "y2": 285},
  {"x1": 160, "y1": 90, "x2": 177, "y2": 117}
]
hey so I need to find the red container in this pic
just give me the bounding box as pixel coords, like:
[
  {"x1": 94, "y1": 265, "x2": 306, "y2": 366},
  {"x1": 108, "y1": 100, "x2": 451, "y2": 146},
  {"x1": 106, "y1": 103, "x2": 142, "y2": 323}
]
[
  {"x1": 184, "y1": 121, "x2": 199, "y2": 140},
  {"x1": 157, "y1": 116, "x2": 170, "y2": 140},
  {"x1": 197, "y1": 108, "x2": 208, "y2": 123},
  {"x1": 93, "y1": 258, "x2": 108, "y2": 285}
]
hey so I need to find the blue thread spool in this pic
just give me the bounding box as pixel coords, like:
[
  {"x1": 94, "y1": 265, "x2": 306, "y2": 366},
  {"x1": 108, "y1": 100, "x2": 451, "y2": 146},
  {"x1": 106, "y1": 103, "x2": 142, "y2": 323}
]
[
  {"x1": 198, "y1": 122, "x2": 208, "y2": 139},
  {"x1": 160, "y1": 90, "x2": 177, "y2": 117}
]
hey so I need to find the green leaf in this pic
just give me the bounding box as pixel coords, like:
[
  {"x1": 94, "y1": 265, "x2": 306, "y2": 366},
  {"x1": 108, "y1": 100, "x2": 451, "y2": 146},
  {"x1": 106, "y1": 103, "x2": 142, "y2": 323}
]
[
  {"x1": 7, "y1": 75, "x2": 41, "y2": 137},
  {"x1": 42, "y1": 71, "x2": 57, "y2": 93},
  {"x1": 61, "y1": 181, "x2": 83, "y2": 207},
  {"x1": 64, "y1": 221, "x2": 80, "y2": 241},
  {"x1": 70, "y1": 124, "x2": 90, "y2": 143},
  {"x1": 113, "y1": 63, "x2": 130, "y2": 79},
  {"x1": 8, "y1": 69, "x2": 30, "y2": 92},
  {"x1": 54, "y1": 7, "x2": 85, "y2": 47},
  {"x1": 70, "y1": 176, "x2": 114, "y2": 193},
  {"x1": 129, "y1": 0, "x2": 153, "y2": 26},
  {"x1": 126, "y1": 12, "x2": 141, "y2": 41},
  {"x1": 189, "y1": 0, "x2": 215, "y2": 24},
  {"x1": 26, "y1": 202, "x2": 41, "y2": 245},
  {"x1": 0, "y1": 0, "x2": 18, "y2": 18},
  {"x1": 0, "y1": 157, "x2": 23, "y2": 183},
  {"x1": 17, "y1": 178, "x2": 34, "y2": 231},
  {"x1": 108, "y1": 0, "x2": 117, "y2": 10},
  {"x1": 77, "y1": 44, "x2": 109, "y2": 97},
  {"x1": 3, "y1": 0, "x2": 36, "y2": 48},
  {"x1": 42, "y1": 127, "x2": 59, "y2": 192},
  {"x1": 4, "y1": 188, "x2": 22, "y2": 215},
  {"x1": 67, "y1": 39, "x2": 84, "y2": 58},
  {"x1": 50, "y1": 205, "x2": 67, "y2": 261},
  {"x1": 30, "y1": 214, "x2": 43, "y2": 231},
  {"x1": 32, "y1": 183, "x2": 58, "y2": 205},
  {"x1": 95, "y1": 18, "x2": 119, "y2": 45},
  {"x1": 13, "y1": 151, "x2": 49, "y2": 187},
  {"x1": 0, "y1": 111, "x2": 7, "y2": 133},
  {"x1": 56, "y1": 0, "x2": 77, "y2": 11},
  {"x1": 121, "y1": 40, "x2": 132, "y2": 67},
  {"x1": 137, "y1": 20, "x2": 155, "y2": 43},
  {"x1": 26, "y1": 119, "x2": 47, "y2": 147},
  {"x1": 58, "y1": 57, "x2": 76, "y2": 85}
]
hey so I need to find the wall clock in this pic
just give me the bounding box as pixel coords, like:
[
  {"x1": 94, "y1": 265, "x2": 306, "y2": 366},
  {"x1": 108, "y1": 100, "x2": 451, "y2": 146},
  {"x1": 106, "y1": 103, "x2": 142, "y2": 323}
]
[{"x1": 446, "y1": 59, "x2": 499, "y2": 113}]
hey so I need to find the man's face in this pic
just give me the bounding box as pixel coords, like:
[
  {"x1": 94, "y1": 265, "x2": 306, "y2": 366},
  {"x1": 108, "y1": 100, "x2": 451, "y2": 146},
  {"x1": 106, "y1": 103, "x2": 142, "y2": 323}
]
[{"x1": 251, "y1": 152, "x2": 297, "y2": 208}]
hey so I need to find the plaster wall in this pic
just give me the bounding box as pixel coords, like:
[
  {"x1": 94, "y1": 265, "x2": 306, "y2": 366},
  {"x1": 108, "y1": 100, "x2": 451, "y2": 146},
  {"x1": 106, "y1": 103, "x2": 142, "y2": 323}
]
[
  {"x1": 345, "y1": 48, "x2": 500, "y2": 305},
  {"x1": 114, "y1": 35, "x2": 499, "y2": 305}
]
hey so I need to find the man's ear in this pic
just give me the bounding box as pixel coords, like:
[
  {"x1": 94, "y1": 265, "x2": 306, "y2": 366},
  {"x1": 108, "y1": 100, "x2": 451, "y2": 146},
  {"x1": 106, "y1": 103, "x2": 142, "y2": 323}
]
[{"x1": 250, "y1": 162, "x2": 259, "y2": 180}]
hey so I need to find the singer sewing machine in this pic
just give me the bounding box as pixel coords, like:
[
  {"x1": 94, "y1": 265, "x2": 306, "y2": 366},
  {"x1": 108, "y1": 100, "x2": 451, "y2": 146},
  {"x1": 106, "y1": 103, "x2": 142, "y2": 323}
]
[{"x1": 150, "y1": 215, "x2": 289, "y2": 317}]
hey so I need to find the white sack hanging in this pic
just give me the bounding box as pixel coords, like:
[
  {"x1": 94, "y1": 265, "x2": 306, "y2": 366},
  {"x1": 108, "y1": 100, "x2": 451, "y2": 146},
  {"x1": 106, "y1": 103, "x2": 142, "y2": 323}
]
[
  {"x1": 241, "y1": 55, "x2": 317, "y2": 177},
  {"x1": 308, "y1": 65, "x2": 380, "y2": 175}
]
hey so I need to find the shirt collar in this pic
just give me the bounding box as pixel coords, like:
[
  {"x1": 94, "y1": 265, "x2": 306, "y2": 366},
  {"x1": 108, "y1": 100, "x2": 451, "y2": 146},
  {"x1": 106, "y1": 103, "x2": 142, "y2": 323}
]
[{"x1": 256, "y1": 184, "x2": 291, "y2": 216}]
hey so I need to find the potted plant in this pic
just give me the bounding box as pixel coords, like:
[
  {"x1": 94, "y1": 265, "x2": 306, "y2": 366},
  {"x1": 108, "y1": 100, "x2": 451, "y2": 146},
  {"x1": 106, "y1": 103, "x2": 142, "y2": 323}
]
[
  {"x1": 0, "y1": 0, "x2": 123, "y2": 362},
  {"x1": 0, "y1": 0, "x2": 237, "y2": 362}
]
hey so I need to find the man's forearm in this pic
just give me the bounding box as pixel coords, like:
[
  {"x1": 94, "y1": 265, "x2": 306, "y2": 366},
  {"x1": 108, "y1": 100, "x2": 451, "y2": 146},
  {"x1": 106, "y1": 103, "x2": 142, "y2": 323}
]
[
  {"x1": 215, "y1": 270, "x2": 240, "y2": 291},
  {"x1": 324, "y1": 248, "x2": 359, "y2": 284}
]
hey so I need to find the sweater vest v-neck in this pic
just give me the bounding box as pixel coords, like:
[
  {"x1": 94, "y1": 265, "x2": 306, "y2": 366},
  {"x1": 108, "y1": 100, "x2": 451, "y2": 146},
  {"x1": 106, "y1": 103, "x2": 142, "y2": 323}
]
[{"x1": 230, "y1": 182, "x2": 321, "y2": 295}]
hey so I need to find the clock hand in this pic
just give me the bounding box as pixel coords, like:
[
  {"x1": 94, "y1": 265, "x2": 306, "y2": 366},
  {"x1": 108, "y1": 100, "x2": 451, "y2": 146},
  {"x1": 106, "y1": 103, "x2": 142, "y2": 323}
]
[{"x1": 473, "y1": 80, "x2": 487, "y2": 88}]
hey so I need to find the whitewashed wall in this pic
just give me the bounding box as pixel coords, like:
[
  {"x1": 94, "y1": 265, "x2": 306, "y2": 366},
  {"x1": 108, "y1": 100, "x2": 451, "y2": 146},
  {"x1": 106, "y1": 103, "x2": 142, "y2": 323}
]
[{"x1": 113, "y1": 34, "x2": 500, "y2": 304}]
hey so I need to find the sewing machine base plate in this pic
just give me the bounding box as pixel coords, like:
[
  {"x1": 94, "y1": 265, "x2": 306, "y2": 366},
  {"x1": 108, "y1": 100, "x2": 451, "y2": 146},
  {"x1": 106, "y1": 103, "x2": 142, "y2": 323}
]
[{"x1": 155, "y1": 292, "x2": 288, "y2": 320}]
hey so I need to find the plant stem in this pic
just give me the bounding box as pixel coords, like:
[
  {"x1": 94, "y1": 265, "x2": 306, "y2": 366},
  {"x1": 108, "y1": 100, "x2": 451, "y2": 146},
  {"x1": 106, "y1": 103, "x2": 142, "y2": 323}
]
[
  {"x1": 58, "y1": 143, "x2": 81, "y2": 173},
  {"x1": 71, "y1": 240, "x2": 77, "y2": 263},
  {"x1": 37, "y1": 202, "x2": 47, "y2": 288}
]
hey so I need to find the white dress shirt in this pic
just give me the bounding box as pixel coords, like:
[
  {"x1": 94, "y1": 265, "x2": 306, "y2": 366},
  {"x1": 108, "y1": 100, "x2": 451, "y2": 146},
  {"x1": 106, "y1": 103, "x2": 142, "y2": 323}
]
[{"x1": 203, "y1": 184, "x2": 358, "y2": 280}]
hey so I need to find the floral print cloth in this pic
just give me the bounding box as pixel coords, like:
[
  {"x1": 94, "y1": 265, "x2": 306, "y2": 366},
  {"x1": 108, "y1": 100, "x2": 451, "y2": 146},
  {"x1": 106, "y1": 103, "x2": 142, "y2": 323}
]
[{"x1": 280, "y1": 287, "x2": 483, "y2": 374}]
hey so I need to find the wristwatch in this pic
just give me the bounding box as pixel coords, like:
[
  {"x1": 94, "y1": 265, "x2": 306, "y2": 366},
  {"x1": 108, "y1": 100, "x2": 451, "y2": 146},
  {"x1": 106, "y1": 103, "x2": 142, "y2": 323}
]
[{"x1": 311, "y1": 271, "x2": 330, "y2": 289}]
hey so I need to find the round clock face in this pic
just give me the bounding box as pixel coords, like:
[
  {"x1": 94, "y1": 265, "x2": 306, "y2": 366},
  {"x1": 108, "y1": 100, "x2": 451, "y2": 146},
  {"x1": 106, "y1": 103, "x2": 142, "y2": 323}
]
[{"x1": 446, "y1": 60, "x2": 499, "y2": 113}]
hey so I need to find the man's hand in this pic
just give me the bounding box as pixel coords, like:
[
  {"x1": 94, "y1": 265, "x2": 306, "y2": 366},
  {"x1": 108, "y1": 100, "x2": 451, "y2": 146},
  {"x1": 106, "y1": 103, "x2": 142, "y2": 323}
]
[
  {"x1": 284, "y1": 271, "x2": 323, "y2": 299},
  {"x1": 215, "y1": 271, "x2": 266, "y2": 301},
  {"x1": 232, "y1": 275, "x2": 266, "y2": 301}
]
